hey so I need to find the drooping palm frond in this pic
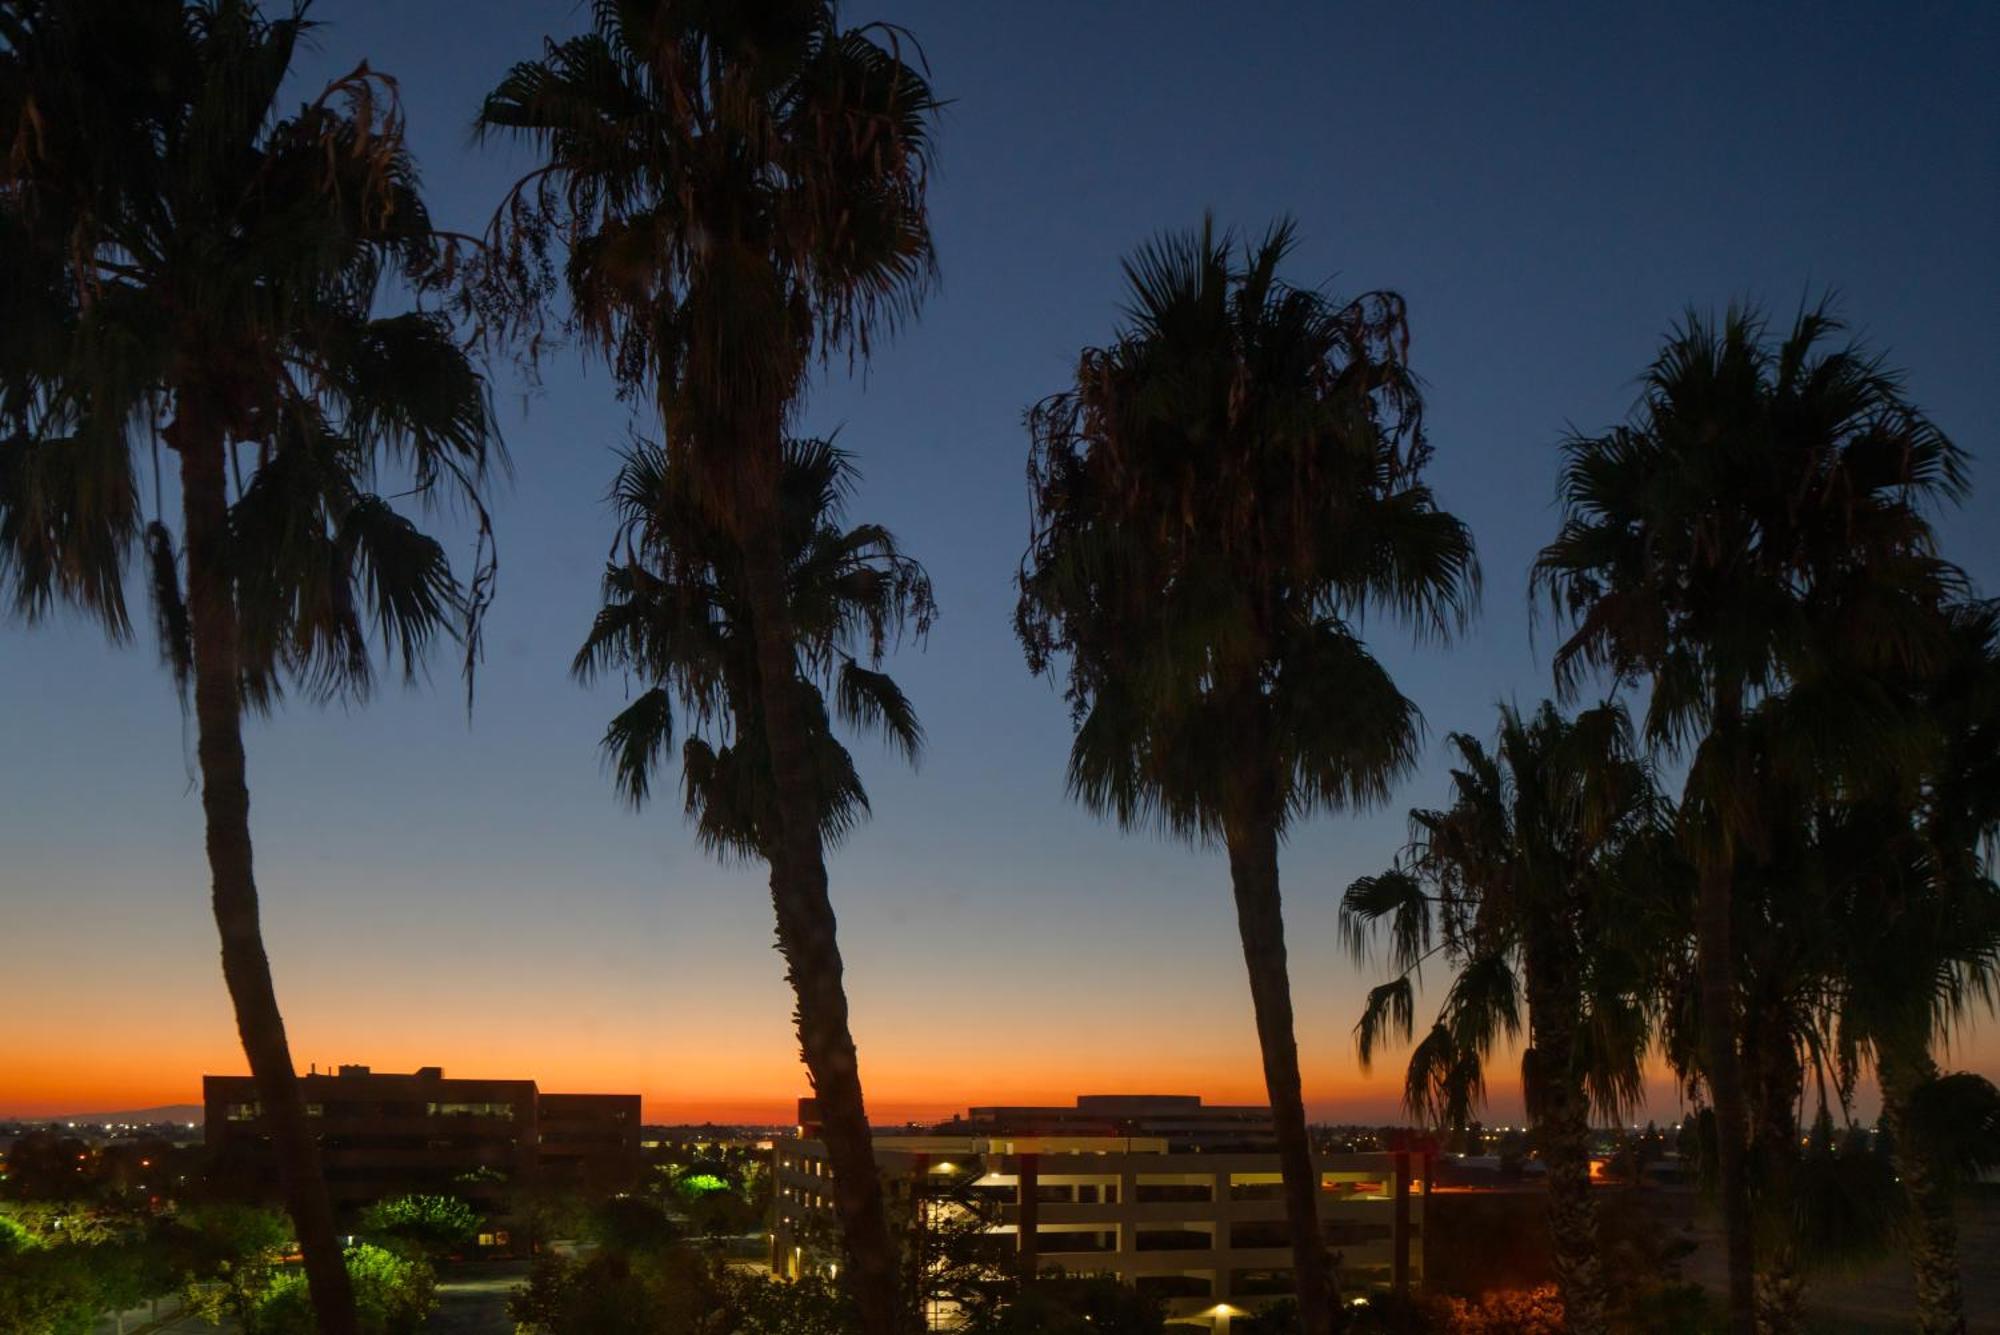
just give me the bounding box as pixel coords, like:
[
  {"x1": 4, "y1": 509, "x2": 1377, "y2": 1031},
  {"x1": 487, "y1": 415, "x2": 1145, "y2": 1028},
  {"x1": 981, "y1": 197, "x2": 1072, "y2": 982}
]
[
  {"x1": 473, "y1": 0, "x2": 939, "y2": 472},
  {"x1": 1343, "y1": 700, "x2": 1670, "y2": 1129},
  {"x1": 1532, "y1": 301, "x2": 1968, "y2": 759},
  {"x1": 575, "y1": 434, "x2": 930, "y2": 858},
  {"x1": 0, "y1": 0, "x2": 503, "y2": 706},
  {"x1": 1404, "y1": 1021, "x2": 1485, "y2": 1130},
  {"x1": 1354, "y1": 977, "x2": 1416, "y2": 1073},
  {"x1": 1904, "y1": 1073, "x2": 2000, "y2": 1185},
  {"x1": 1018, "y1": 216, "x2": 1479, "y2": 846}
]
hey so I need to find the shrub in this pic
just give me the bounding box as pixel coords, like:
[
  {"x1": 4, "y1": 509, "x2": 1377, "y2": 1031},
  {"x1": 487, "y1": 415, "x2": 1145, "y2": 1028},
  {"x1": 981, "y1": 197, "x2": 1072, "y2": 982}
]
[
  {"x1": 0, "y1": 1246, "x2": 99, "y2": 1335},
  {"x1": 356, "y1": 1194, "x2": 479, "y2": 1260},
  {"x1": 252, "y1": 1244, "x2": 435, "y2": 1335},
  {"x1": 0, "y1": 1210, "x2": 37, "y2": 1256}
]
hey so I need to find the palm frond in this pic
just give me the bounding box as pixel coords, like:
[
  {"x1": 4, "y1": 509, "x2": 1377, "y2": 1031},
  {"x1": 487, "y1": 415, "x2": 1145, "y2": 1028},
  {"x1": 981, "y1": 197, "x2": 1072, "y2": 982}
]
[
  {"x1": 603, "y1": 687, "x2": 675, "y2": 808},
  {"x1": 1354, "y1": 977, "x2": 1416, "y2": 1072}
]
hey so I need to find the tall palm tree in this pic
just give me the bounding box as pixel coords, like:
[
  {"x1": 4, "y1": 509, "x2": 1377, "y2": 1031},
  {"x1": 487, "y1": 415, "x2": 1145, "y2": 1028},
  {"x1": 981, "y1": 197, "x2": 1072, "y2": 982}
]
[
  {"x1": 476, "y1": 10, "x2": 936, "y2": 1325},
  {"x1": 1341, "y1": 702, "x2": 1662, "y2": 1335},
  {"x1": 1016, "y1": 220, "x2": 1478, "y2": 1335},
  {"x1": 572, "y1": 433, "x2": 933, "y2": 874},
  {"x1": 1532, "y1": 303, "x2": 1967, "y2": 1333},
  {"x1": 1708, "y1": 758, "x2": 1847, "y2": 1334},
  {"x1": 1832, "y1": 599, "x2": 2000, "y2": 1334},
  {"x1": 0, "y1": 3, "x2": 501, "y2": 1331}
]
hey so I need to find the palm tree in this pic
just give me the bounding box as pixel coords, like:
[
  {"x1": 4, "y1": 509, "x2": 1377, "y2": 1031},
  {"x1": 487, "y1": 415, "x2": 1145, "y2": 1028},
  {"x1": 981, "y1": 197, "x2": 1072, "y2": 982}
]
[
  {"x1": 1341, "y1": 702, "x2": 1662, "y2": 1335},
  {"x1": 1710, "y1": 758, "x2": 1848, "y2": 1333},
  {"x1": 1531, "y1": 303, "x2": 1967, "y2": 1333},
  {"x1": 572, "y1": 433, "x2": 932, "y2": 874},
  {"x1": 1832, "y1": 599, "x2": 2000, "y2": 1334},
  {"x1": 477, "y1": 10, "x2": 936, "y2": 1325},
  {"x1": 1016, "y1": 220, "x2": 1478, "y2": 1334},
  {"x1": 0, "y1": 4, "x2": 501, "y2": 1332}
]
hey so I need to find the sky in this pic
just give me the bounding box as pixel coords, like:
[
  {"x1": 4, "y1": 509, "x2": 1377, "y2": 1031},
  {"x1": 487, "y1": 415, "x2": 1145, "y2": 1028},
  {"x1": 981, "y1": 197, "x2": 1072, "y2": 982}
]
[{"x1": 3, "y1": 1, "x2": 1997, "y2": 1127}]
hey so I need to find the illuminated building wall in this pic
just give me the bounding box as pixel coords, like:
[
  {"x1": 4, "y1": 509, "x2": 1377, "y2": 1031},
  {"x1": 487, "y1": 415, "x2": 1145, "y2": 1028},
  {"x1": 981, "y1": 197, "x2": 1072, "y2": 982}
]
[{"x1": 774, "y1": 1095, "x2": 1426, "y2": 1332}]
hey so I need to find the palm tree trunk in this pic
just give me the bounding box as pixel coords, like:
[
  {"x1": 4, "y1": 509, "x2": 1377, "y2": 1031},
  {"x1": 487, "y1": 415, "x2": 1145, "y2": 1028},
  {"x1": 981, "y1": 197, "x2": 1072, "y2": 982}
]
[
  {"x1": 739, "y1": 508, "x2": 900, "y2": 1335},
  {"x1": 1225, "y1": 814, "x2": 1335, "y2": 1335},
  {"x1": 172, "y1": 411, "x2": 356, "y2": 1335},
  {"x1": 1696, "y1": 855, "x2": 1755, "y2": 1334},
  {"x1": 1522, "y1": 946, "x2": 1607, "y2": 1335},
  {"x1": 1879, "y1": 1045, "x2": 1966, "y2": 1335},
  {"x1": 1693, "y1": 713, "x2": 1756, "y2": 1335},
  {"x1": 1747, "y1": 1015, "x2": 1804, "y2": 1334}
]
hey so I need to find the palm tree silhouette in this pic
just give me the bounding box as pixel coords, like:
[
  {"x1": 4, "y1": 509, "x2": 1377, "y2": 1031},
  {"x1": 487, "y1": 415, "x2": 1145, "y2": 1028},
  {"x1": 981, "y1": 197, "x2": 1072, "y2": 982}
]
[
  {"x1": 573, "y1": 435, "x2": 932, "y2": 861},
  {"x1": 477, "y1": 7, "x2": 938, "y2": 1324},
  {"x1": 0, "y1": 4, "x2": 502, "y2": 1330},
  {"x1": 1832, "y1": 600, "x2": 2000, "y2": 1333},
  {"x1": 1533, "y1": 302, "x2": 1968, "y2": 1332},
  {"x1": 1017, "y1": 219, "x2": 1478, "y2": 1334},
  {"x1": 1343, "y1": 701, "x2": 1663, "y2": 1335}
]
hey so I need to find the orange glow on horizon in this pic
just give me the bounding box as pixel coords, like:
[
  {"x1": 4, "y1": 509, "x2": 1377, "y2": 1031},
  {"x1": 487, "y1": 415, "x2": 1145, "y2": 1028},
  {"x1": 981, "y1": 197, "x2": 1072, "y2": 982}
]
[{"x1": 4, "y1": 1038, "x2": 1686, "y2": 1127}]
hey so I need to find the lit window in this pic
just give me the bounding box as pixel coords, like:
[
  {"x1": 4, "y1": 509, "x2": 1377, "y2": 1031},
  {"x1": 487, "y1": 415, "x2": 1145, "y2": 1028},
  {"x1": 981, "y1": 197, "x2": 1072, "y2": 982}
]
[{"x1": 427, "y1": 1102, "x2": 516, "y2": 1119}]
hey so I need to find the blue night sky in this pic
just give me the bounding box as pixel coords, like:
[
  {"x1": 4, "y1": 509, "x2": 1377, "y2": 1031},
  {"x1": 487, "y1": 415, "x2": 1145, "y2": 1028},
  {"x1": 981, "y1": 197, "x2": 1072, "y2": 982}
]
[{"x1": 4, "y1": 1, "x2": 1995, "y2": 1122}]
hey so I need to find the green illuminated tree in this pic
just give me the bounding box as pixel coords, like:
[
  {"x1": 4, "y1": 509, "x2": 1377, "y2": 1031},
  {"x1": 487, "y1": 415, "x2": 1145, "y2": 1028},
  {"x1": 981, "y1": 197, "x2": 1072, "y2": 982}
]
[
  {"x1": 356, "y1": 1194, "x2": 479, "y2": 1261},
  {"x1": 0, "y1": 6, "x2": 501, "y2": 1332},
  {"x1": 256, "y1": 1243, "x2": 436, "y2": 1335},
  {"x1": 477, "y1": 9, "x2": 937, "y2": 1327},
  {"x1": 1017, "y1": 219, "x2": 1478, "y2": 1335},
  {"x1": 1532, "y1": 303, "x2": 1967, "y2": 1333},
  {"x1": 1342, "y1": 701, "x2": 1666, "y2": 1335}
]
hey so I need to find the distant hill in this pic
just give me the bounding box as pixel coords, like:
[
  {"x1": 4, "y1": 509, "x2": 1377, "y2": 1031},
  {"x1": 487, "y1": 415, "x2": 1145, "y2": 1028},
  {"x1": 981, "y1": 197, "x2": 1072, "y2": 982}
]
[{"x1": 6, "y1": 1104, "x2": 202, "y2": 1125}]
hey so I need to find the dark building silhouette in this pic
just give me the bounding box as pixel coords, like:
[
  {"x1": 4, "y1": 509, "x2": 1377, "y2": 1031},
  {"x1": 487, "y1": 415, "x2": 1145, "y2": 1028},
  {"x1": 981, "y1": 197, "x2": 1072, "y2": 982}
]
[{"x1": 204, "y1": 1064, "x2": 640, "y2": 1226}]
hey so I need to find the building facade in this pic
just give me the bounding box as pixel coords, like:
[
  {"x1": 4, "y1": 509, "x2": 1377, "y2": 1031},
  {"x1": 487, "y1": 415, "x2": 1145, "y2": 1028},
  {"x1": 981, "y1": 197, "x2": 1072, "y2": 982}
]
[
  {"x1": 204, "y1": 1064, "x2": 640, "y2": 1228},
  {"x1": 773, "y1": 1095, "x2": 1428, "y2": 1331}
]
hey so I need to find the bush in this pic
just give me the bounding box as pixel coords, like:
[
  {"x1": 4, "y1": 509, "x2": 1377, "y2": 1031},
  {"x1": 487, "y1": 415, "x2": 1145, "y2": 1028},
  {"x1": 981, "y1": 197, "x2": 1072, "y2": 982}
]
[
  {"x1": 255, "y1": 1244, "x2": 435, "y2": 1335},
  {"x1": 1433, "y1": 1285, "x2": 1566, "y2": 1334},
  {"x1": 168, "y1": 1201, "x2": 291, "y2": 1275},
  {"x1": 511, "y1": 1251, "x2": 858, "y2": 1334},
  {"x1": 356, "y1": 1193, "x2": 479, "y2": 1259},
  {"x1": 0, "y1": 1210, "x2": 37, "y2": 1256},
  {"x1": 587, "y1": 1194, "x2": 680, "y2": 1256},
  {"x1": 0, "y1": 1245, "x2": 100, "y2": 1335}
]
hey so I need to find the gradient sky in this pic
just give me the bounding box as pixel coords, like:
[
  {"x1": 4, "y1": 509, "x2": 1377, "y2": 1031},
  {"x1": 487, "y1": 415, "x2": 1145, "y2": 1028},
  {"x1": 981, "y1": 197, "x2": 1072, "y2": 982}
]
[{"x1": 3, "y1": 1, "x2": 1996, "y2": 1127}]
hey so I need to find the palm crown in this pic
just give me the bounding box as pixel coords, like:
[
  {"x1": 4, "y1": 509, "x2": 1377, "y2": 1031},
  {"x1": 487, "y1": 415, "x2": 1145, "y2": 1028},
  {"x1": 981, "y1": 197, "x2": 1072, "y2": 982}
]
[
  {"x1": 0, "y1": 0, "x2": 500, "y2": 700},
  {"x1": 1016, "y1": 219, "x2": 1479, "y2": 836},
  {"x1": 475, "y1": 0, "x2": 938, "y2": 465},
  {"x1": 1343, "y1": 702, "x2": 1665, "y2": 1125},
  {"x1": 574, "y1": 435, "x2": 933, "y2": 858},
  {"x1": 1832, "y1": 601, "x2": 2000, "y2": 1064},
  {"x1": 1534, "y1": 303, "x2": 1967, "y2": 755}
]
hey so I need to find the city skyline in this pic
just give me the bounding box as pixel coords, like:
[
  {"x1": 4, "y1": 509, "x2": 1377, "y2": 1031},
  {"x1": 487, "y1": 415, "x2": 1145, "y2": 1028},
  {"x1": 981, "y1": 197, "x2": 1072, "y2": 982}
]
[{"x1": 4, "y1": 0, "x2": 1996, "y2": 1131}]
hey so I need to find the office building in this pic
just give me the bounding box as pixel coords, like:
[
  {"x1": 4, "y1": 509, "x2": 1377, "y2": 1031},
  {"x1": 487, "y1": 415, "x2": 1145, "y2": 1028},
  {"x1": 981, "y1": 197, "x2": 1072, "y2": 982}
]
[
  {"x1": 204, "y1": 1064, "x2": 640, "y2": 1228},
  {"x1": 774, "y1": 1094, "x2": 1428, "y2": 1331}
]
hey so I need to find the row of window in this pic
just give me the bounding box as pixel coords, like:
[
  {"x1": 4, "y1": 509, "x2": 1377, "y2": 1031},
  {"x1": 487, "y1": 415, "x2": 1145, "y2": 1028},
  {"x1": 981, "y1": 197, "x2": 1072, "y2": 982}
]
[
  {"x1": 1019, "y1": 1220, "x2": 1403, "y2": 1254},
  {"x1": 225, "y1": 1101, "x2": 522, "y2": 1120}
]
